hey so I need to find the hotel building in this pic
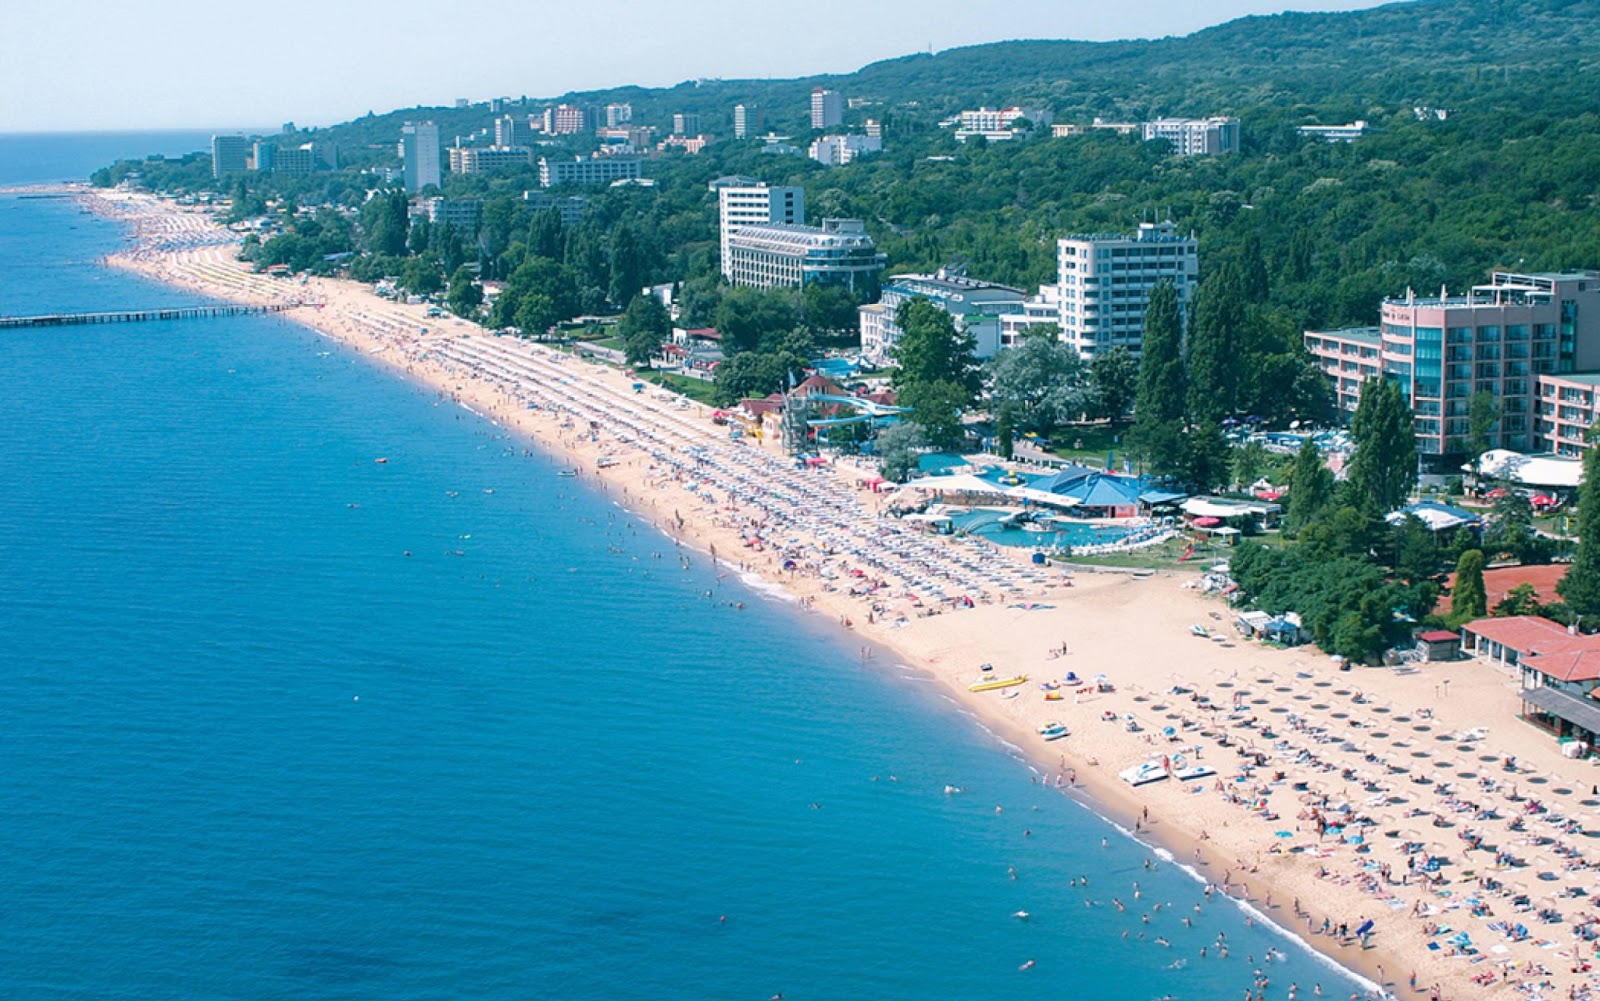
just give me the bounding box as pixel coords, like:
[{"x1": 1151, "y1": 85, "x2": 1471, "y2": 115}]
[
  {"x1": 723, "y1": 220, "x2": 884, "y2": 294},
  {"x1": 733, "y1": 104, "x2": 763, "y2": 139},
  {"x1": 718, "y1": 184, "x2": 805, "y2": 281},
  {"x1": 945, "y1": 106, "x2": 1052, "y2": 142},
  {"x1": 1141, "y1": 117, "x2": 1241, "y2": 156},
  {"x1": 810, "y1": 89, "x2": 843, "y2": 129},
  {"x1": 400, "y1": 122, "x2": 441, "y2": 191},
  {"x1": 1305, "y1": 272, "x2": 1600, "y2": 460},
  {"x1": 859, "y1": 271, "x2": 1028, "y2": 366},
  {"x1": 211, "y1": 134, "x2": 251, "y2": 177},
  {"x1": 808, "y1": 134, "x2": 881, "y2": 166},
  {"x1": 1055, "y1": 221, "x2": 1200, "y2": 358},
  {"x1": 448, "y1": 146, "x2": 533, "y2": 175},
  {"x1": 537, "y1": 156, "x2": 643, "y2": 188}
]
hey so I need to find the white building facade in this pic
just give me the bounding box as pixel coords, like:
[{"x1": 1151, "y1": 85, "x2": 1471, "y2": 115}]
[
  {"x1": 717, "y1": 184, "x2": 805, "y2": 281},
  {"x1": 808, "y1": 134, "x2": 881, "y2": 166},
  {"x1": 1141, "y1": 117, "x2": 1241, "y2": 155},
  {"x1": 400, "y1": 122, "x2": 441, "y2": 191},
  {"x1": 1057, "y1": 221, "x2": 1199, "y2": 358},
  {"x1": 723, "y1": 220, "x2": 884, "y2": 294},
  {"x1": 859, "y1": 271, "x2": 1027, "y2": 366}
]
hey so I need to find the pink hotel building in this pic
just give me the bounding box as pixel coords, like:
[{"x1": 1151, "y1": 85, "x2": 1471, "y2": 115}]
[{"x1": 1306, "y1": 271, "x2": 1600, "y2": 464}]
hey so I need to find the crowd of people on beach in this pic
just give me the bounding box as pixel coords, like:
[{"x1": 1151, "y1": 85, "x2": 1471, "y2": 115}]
[{"x1": 89, "y1": 187, "x2": 1600, "y2": 1001}]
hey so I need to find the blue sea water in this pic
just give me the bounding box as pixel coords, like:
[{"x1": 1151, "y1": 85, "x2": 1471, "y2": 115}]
[{"x1": 0, "y1": 134, "x2": 1366, "y2": 1001}]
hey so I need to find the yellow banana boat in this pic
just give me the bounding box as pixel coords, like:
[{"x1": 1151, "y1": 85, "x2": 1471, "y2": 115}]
[{"x1": 968, "y1": 674, "x2": 1028, "y2": 692}]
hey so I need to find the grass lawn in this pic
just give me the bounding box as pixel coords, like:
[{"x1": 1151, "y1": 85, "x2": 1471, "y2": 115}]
[
  {"x1": 641, "y1": 370, "x2": 722, "y2": 407},
  {"x1": 1043, "y1": 423, "x2": 1132, "y2": 468},
  {"x1": 1061, "y1": 531, "x2": 1285, "y2": 570}
]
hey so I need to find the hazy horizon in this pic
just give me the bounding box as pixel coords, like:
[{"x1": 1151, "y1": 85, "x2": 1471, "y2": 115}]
[{"x1": 2, "y1": 0, "x2": 1400, "y2": 134}]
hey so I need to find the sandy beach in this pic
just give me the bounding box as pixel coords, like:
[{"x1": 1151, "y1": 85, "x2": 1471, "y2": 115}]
[{"x1": 65, "y1": 186, "x2": 1600, "y2": 1001}]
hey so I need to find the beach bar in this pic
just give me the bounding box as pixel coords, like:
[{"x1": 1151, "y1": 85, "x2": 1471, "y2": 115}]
[{"x1": 1463, "y1": 615, "x2": 1600, "y2": 747}]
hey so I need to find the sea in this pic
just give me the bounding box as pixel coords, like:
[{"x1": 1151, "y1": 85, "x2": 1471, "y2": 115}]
[{"x1": 0, "y1": 133, "x2": 1367, "y2": 1000}]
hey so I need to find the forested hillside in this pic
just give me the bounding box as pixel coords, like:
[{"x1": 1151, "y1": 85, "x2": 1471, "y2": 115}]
[{"x1": 97, "y1": 0, "x2": 1600, "y2": 337}]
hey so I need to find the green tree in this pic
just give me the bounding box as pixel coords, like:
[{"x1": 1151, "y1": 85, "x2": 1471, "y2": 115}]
[
  {"x1": 1286, "y1": 437, "x2": 1335, "y2": 534},
  {"x1": 996, "y1": 405, "x2": 1016, "y2": 460},
  {"x1": 891, "y1": 299, "x2": 982, "y2": 403},
  {"x1": 1089, "y1": 345, "x2": 1139, "y2": 422},
  {"x1": 620, "y1": 293, "x2": 672, "y2": 365},
  {"x1": 1185, "y1": 420, "x2": 1233, "y2": 493},
  {"x1": 1232, "y1": 440, "x2": 1269, "y2": 492},
  {"x1": 1557, "y1": 436, "x2": 1600, "y2": 619},
  {"x1": 1131, "y1": 279, "x2": 1187, "y2": 477},
  {"x1": 608, "y1": 221, "x2": 648, "y2": 306},
  {"x1": 1464, "y1": 390, "x2": 1502, "y2": 477},
  {"x1": 1186, "y1": 263, "x2": 1246, "y2": 423},
  {"x1": 360, "y1": 190, "x2": 410, "y2": 258},
  {"x1": 713, "y1": 287, "x2": 797, "y2": 355},
  {"x1": 899, "y1": 379, "x2": 972, "y2": 451},
  {"x1": 399, "y1": 255, "x2": 442, "y2": 296},
  {"x1": 493, "y1": 257, "x2": 581, "y2": 331},
  {"x1": 1348, "y1": 378, "x2": 1417, "y2": 514},
  {"x1": 1495, "y1": 582, "x2": 1543, "y2": 617},
  {"x1": 984, "y1": 330, "x2": 1089, "y2": 433},
  {"x1": 877, "y1": 422, "x2": 929, "y2": 483},
  {"x1": 1391, "y1": 514, "x2": 1440, "y2": 585},
  {"x1": 527, "y1": 209, "x2": 564, "y2": 260},
  {"x1": 1449, "y1": 549, "x2": 1489, "y2": 626},
  {"x1": 446, "y1": 265, "x2": 482, "y2": 317},
  {"x1": 714, "y1": 351, "x2": 798, "y2": 403}
]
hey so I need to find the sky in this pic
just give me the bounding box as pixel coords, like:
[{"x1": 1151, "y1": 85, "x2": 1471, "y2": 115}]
[{"x1": 1, "y1": 0, "x2": 1399, "y2": 133}]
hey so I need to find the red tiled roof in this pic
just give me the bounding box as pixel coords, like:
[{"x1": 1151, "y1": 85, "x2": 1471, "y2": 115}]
[
  {"x1": 1460, "y1": 615, "x2": 1574, "y2": 653},
  {"x1": 1418, "y1": 630, "x2": 1460, "y2": 643},
  {"x1": 1522, "y1": 649, "x2": 1600, "y2": 683},
  {"x1": 684, "y1": 327, "x2": 719, "y2": 339}
]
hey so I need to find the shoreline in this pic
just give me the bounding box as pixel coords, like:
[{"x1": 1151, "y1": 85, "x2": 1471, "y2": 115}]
[{"x1": 67, "y1": 187, "x2": 1600, "y2": 1000}]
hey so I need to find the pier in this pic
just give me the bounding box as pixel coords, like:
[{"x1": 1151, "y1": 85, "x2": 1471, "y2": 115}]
[{"x1": 0, "y1": 302, "x2": 311, "y2": 329}]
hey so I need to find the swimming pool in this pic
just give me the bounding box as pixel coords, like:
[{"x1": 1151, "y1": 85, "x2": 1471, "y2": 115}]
[{"x1": 945, "y1": 509, "x2": 1133, "y2": 549}]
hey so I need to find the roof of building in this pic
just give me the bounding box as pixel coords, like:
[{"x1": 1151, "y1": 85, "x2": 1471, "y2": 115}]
[
  {"x1": 726, "y1": 222, "x2": 878, "y2": 253},
  {"x1": 1542, "y1": 372, "x2": 1600, "y2": 387},
  {"x1": 1307, "y1": 326, "x2": 1382, "y2": 345},
  {"x1": 1521, "y1": 684, "x2": 1600, "y2": 734},
  {"x1": 1418, "y1": 630, "x2": 1461, "y2": 643},
  {"x1": 1474, "y1": 450, "x2": 1583, "y2": 488},
  {"x1": 1522, "y1": 648, "x2": 1600, "y2": 683},
  {"x1": 1460, "y1": 615, "x2": 1581, "y2": 655}
]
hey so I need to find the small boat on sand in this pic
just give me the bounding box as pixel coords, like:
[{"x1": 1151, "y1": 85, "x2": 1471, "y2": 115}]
[
  {"x1": 1038, "y1": 722, "x2": 1070, "y2": 741},
  {"x1": 969, "y1": 674, "x2": 1028, "y2": 693}
]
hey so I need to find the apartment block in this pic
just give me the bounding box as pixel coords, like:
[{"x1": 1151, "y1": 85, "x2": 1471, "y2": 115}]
[
  {"x1": 810, "y1": 88, "x2": 843, "y2": 129},
  {"x1": 1056, "y1": 221, "x2": 1200, "y2": 358},
  {"x1": 1304, "y1": 272, "x2": 1600, "y2": 459},
  {"x1": 718, "y1": 183, "x2": 805, "y2": 280},
  {"x1": 723, "y1": 219, "x2": 884, "y2": 294},
  {"x1": 537, "y1": 156, "x2": 643, "y2": 188},
  {"x1": 211, "y1": 134, "x2": 251, "y2": 177},
  {"x1": 1141, "y1": 117, "x2": 1241, "y2": 155}
]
